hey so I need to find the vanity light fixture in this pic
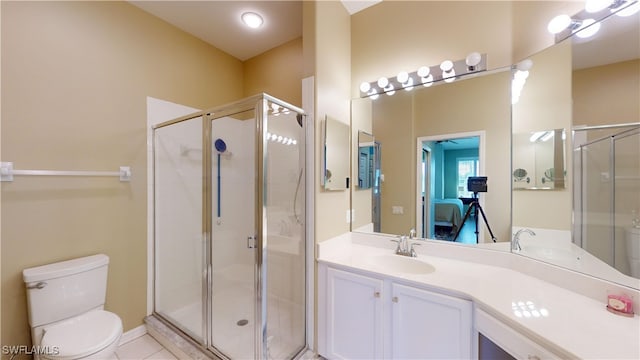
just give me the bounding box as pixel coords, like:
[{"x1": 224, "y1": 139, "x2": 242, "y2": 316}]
[
  {"x1": 241, "y1": 12, "x2": 264, "y2": 29},
  {"x1": 549, "y1": 0, "x2": 638, "y2": 43},
  {"x1": 574, "y1": 18, "x2": 602, "y2": 38},
  {"x1": 358, "y1": 53, "x2": 487, "y2": 98},
  {"x1": 586, "y1": 0, "x2": 615, "y2": 13},
  {"x1": 614, "y1": 0, "x2": 640, "y2": 16}
]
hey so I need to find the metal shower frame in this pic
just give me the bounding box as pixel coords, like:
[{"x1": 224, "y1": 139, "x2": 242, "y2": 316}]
[{"x1": 151, "y1": 93, "x2": 307, "y2": 359}]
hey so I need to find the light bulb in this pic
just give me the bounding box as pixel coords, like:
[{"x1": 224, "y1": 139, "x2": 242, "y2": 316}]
[
  {"x1": 516, "y1": 59, "x2": 533, "y2": 71},
  {"x1": 417, "y1": 66, "x2": 430, "y2": 77},
  {"x1": 514, "y1": 70, "x2": 529, "y2": 80},
  {"x1": 615, "y1": 1, "x2": 640, "y2": 16},
  {"x1": 360, "y1": 82, "x2": 371, "y2": 93},
  {"x1": 241, "y1": 12, "x2": 264, "y2": 29},
  {"x1": 443, "y1": 69, "x2": 456, "y2": 83},
  {"x1": 585, "y1": 0, "x2": 613, "y2": 13},
  {"x1": 397, "y1": 71, "x2": 409, "y2": 83},
  {"x1": 403, "y1": 77, "x2": 414, "y2": 91},
  {"x1": 440, "y1": 60, "x2": 454, "y2": 72},
  {"x1": 547, "y1": 14, "x2": 572, "y2": 34},
  {"x1": 574, "y1": 18, "x2": 601, "y2": 38},
  {"x1": 465, "y1": 52, "x2": 482, "y2": 67},
  {"x1": 377, "y1": 77, "x2": 389, "y2": 88},
  {"x1": 422, "y1": 74, "x2": 434, "y2": 87}
]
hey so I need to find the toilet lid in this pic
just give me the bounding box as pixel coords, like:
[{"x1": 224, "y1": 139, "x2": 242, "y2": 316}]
[{"x1": 41, "y1": 310, "x2": 122, "y2": 359}]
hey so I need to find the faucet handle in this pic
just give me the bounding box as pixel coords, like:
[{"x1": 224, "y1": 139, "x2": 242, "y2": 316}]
[
  {"x1": 391, "y1": 237, "x2": 402, "y2": 253},
  {"x1": 409, "y1": 242, "x2": 421, "y2": 257},
  {"x1": 409, "y1": 228, "x2": 416, "y2": 239}
]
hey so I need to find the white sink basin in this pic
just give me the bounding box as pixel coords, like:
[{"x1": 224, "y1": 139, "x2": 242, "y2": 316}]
[{"x1": 370, "y1": 254, "x2": 435, "y2": 274}]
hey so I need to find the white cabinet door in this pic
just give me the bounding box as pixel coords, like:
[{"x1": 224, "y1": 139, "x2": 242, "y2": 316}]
[
  {"x1": 391, "y1": 283, "x2": 472, "y2": 359},
  {"x1": 325, "y1": 267, "x2": 384, "y2": 360}
]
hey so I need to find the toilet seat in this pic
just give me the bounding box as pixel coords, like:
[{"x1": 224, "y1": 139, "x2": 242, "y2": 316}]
[{"x1": 41, "y1": 310, "x2": 122, "y2": 360}]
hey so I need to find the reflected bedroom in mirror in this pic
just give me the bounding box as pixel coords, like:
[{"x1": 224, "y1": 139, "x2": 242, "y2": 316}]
[{"x1": 512, "y1": 3, "x2": 639, "y2": 289}]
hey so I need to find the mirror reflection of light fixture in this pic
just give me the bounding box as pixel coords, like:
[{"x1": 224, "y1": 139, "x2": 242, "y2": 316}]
[
  {"x1": 614, "y1": 0, "x2": 640, "y2": 16},
  {"x1": 574, "y1": 18, "x2": 601, "y2": 38},
  {"x1": 512, "y1": 59, "x2": 533, "y2": 105}
]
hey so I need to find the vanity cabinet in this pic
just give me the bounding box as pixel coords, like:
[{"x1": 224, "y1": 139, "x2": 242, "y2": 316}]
[{"x1": 318, "y1": 264, "x2": 472, "y2": 359}]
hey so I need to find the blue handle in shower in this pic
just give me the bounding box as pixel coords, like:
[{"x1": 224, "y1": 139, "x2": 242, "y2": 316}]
[{"x1": 217, "y1": 153, "x2": 221, "y2": 219}]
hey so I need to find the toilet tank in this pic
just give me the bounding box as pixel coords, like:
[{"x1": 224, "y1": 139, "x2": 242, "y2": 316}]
[{"x1": 23, "y1": 254, "x2": 109, "y2": 327}]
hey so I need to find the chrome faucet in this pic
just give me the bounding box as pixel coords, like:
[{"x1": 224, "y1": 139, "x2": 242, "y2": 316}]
[
  {"x1": 391, "y1": 234, "x2": 420, "y2": 257},
  {"x1": 512, "y1": 228, "x2": 536, "y2": 251}
]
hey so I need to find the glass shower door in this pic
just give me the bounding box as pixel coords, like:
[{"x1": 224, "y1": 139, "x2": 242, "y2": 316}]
[
  {"x1": 154, "y1": 116, "x2": 205, "y2": 342},
  {"x1": 209, "y1": 108, "x2": 257, "y2": 359},
  {"x1": 263, "y1": 104, "x2": 306, "y2": 359}
]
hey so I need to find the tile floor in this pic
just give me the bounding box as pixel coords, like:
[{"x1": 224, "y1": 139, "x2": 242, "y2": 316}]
[
  {"x1": 116, "y1": 334, "x2": 177, "y2": 360},
  {"x1": 117, "y1": 332, "x2": 319, "y2": 360}
]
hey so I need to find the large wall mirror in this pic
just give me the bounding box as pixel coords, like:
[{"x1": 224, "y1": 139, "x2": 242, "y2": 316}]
[
  {"x1": 351, "y1": 68, "x2": 512, "y2": 245},
  {"x1": 512, "y1": 8, "x2": 639, "y2": 289},
  {"x1": 350, "y1": 4, "x2": 639, "y2": 290}
]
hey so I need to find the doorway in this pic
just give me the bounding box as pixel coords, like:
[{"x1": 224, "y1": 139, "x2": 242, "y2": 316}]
[{"x1": 416, "y1": 131, "x2": 485, "y2": 244}]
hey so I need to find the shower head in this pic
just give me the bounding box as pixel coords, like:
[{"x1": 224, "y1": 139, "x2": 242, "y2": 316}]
[
  {"x1": 214, "y1": 138, "x2": 227, "y2": 153},
  {"x1": 296, "y1": 114, "x2": 303, "y2": 128}
]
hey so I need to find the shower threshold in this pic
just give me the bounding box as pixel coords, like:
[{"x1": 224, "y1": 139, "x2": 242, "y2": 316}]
[{"x1": 145, "y1": 314, "x2": 314, "y2": 360}]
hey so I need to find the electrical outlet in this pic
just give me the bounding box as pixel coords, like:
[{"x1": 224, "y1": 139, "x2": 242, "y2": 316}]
[
  {"x1": 392, "y1": 206, "x2": 404, "y2": 215},
  {"x1": 346, "y1": 209, "x2": 351, "y2": 223}
]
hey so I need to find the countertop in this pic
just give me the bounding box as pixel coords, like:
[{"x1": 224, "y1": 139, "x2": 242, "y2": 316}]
[{"x1": 317, "y1": 232, "x2": 640, "y2": 359}]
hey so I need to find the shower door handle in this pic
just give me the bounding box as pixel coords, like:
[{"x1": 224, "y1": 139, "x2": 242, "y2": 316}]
[{"x1": 247, "y1": 236, "x2": 256, "y2": 249}]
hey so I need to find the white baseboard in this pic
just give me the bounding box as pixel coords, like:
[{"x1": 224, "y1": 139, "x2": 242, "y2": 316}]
[{"x1": 119, "y1": 325, "x2": 148, "y2": 346}]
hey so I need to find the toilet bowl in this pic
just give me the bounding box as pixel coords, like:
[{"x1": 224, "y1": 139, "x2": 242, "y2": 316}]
[
  {"x1": 625, "y1": 227, "x2": 640, "y2": 278},
  {"x1": 23, "y1": 254, "x2": 123, "y2": 360}
]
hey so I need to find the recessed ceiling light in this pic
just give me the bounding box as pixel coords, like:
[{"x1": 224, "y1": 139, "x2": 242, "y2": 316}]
[{"x1": 241, "y1": 12, "x2": 263, "y2": 29}]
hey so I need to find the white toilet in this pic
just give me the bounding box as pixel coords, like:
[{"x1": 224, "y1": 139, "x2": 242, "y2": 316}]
[
  {"x1": 23, "y1": 254, "x2": 123, "y2": 360},
  {"x1": 625, "y1": 227, "x2": 640, "y2": 278}
]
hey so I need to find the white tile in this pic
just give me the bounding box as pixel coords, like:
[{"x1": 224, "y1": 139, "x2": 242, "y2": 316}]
[
  {"x1": 116, "y1": 335, "x2": 163, "y2": 360},
  {"x1": 144, "y1": 349, "x2": 178, "y2": 360}
]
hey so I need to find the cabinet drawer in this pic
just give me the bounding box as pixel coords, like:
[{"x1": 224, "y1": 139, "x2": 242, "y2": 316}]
[{"x1": 475, "y1": 308, "x2": 558, "y2": 360}]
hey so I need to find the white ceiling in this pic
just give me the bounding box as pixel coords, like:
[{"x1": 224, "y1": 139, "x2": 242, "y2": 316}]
[{"x1": 129, "y1": 0, "x2": 381, "y2": 61}]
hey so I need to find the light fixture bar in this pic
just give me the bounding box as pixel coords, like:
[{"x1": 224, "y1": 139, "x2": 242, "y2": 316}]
[
  {"x1": 552, "y1": 0, "x2": 638, "y2": 43},
  {"x1": 359, "y1": 53, "x2": 487, "y2": 98}
]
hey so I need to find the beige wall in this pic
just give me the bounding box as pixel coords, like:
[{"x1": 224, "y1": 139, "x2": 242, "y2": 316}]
[
  {"x1": 1, "y1": 0, "x2": 304, "y2": 350},
  {"x1": 512, "y1": 40, "x2": 573, "y2": 230},
  {"x1": 573, "y1": 59, "x2": 640, "y2": 127},
  {"x1": 313, "y1": 1, "x2": 352, "y2": 242},
  {"x1": 244, "y1": 37, "x2": 304, "y2": 107}
]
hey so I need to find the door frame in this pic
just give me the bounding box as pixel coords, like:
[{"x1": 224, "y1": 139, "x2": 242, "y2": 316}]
[{"x1": 415, "y1": 130, "x2": 486, "y2": 242}]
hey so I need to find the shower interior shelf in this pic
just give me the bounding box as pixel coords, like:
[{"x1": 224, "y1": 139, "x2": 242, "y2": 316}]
[{"x1": 0, "y1": 161, "x2": 132, "y2": 182}]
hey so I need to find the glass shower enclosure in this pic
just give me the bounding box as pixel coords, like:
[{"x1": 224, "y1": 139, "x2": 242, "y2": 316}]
[
  {"x1": 153, "y1": 94, "x2": 306, "y2": 359},
  {"x1": 573, "y1": 124, "x2": 640, "y2": 277}
]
